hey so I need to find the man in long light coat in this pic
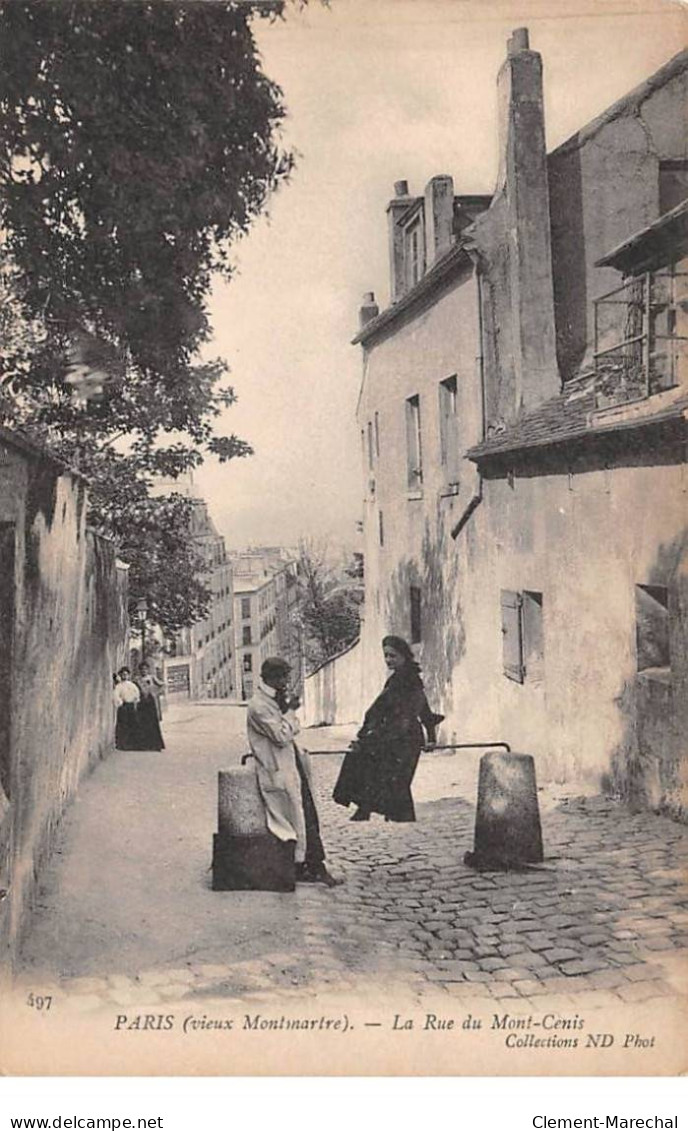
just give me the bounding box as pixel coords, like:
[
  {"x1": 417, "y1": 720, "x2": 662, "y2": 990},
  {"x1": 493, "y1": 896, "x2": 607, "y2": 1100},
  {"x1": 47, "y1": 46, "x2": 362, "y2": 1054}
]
[{"x1": 246, "y1": 657, "x2": 340, "y2": 886}]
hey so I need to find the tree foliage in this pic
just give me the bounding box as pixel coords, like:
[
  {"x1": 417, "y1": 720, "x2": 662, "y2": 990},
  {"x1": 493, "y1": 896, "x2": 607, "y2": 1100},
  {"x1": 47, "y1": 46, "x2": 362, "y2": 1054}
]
[
  {"x1": 0, "y1": 0, "x2": 294, "y2": 633},
  {"x1": 295, "y1": 539, "x2": 363, "y2": 672}
]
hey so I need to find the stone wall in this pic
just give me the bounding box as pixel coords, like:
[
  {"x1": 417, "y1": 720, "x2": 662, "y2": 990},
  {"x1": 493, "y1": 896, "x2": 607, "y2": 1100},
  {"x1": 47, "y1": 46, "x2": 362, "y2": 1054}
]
[{"x1": 0, "y1": 431, "x2": 128, "y2": 969}]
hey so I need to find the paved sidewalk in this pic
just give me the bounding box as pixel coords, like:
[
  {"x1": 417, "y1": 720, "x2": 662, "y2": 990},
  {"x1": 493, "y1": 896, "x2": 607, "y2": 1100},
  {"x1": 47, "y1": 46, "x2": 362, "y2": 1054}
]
[{"x1": 13, "y1": 703, "x2": 688, "y2": 1015}]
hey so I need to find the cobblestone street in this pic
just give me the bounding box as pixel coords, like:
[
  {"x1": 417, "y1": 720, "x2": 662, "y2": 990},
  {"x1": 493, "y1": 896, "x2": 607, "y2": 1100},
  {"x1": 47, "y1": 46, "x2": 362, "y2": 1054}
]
[{"x1": 11, "y1": 702, "x2": 687, "y2": 1024}]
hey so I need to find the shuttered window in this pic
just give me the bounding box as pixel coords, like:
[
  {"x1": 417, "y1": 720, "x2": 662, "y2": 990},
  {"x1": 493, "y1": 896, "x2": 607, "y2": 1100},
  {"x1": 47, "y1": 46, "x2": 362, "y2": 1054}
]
[
  {"x1": 501, "y1": 589, "x2": 544, "y2": 683},
  {"x1": 501, "y1": 589, "x2": 524, "y2": 683}
]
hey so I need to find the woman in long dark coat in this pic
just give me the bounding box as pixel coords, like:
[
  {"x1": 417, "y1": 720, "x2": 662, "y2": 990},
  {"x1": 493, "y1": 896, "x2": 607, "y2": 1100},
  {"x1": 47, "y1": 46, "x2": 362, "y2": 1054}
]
[
  {"x1": 333, "y1": 635, "x2": 443, "y2": 822},
  {"x1": 135, "y1": 661, "x2": 165, "y2": 751}
]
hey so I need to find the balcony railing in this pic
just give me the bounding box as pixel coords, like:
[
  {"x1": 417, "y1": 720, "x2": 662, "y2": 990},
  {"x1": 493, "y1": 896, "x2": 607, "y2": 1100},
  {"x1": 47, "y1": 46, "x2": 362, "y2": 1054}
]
[{"x1": 593, "y1": 267, "x2": 687, "y2": 409}]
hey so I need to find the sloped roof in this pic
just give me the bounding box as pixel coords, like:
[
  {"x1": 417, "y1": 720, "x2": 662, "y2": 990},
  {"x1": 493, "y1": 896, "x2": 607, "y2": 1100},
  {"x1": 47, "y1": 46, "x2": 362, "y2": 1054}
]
[
  {"x1": 551, "y1": 48, "x2": 688, "y2": 159},
  {"x1": 467, "y1": 383, "x2": 688, "y2": 462},
  {"x1": 595, "y1": 199, "x2": 688, "y2": 275},
  {"x1": 353, "y1": 242, "x2": 473, "y2": 347}
]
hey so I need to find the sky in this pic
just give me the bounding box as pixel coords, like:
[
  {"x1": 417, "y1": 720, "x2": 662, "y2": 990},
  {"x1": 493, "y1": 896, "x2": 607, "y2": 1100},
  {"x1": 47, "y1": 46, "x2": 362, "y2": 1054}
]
[{"x1": 194, "y1": 0, "x2": 686, "y2": 552}]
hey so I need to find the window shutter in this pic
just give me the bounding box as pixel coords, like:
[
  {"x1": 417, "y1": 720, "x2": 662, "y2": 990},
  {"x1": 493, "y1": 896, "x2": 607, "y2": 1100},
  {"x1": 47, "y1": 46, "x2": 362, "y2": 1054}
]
[{"x1": 501, "y1": 589, "x2": 524, "y2": 683}]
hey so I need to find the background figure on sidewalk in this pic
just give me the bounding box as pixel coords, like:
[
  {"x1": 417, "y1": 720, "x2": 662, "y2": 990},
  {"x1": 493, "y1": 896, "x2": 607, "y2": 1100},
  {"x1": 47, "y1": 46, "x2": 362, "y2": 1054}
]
[
  {"x1": 246, "y1": 656, "x2": 340, "y2": 886},
  {"x1": 113, "y1": 666, "x2": 140, "y2": 750},
  {"x1": 333, "y1": 635, "x2": 444, "y2": 823},
  {"x1": 136, "y1": 661, "x2": 165, "y2": 751}
]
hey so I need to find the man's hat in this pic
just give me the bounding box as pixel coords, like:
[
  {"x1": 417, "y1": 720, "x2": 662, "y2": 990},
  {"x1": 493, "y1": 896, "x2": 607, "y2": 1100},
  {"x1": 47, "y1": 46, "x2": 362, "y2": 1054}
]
[{"x1": 261, "y1": 656, "x2": 291, "y2": 680}]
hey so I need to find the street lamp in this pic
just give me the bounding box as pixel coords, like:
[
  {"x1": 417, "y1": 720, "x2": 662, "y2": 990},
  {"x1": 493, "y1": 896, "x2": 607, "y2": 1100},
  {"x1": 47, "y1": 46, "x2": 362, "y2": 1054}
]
[
  {"x1": 64, "y1": 330, "x2": 124, "y2": 406},
  {"x1": 136, "y1": 596, "x2": 148, "y2": 662}
]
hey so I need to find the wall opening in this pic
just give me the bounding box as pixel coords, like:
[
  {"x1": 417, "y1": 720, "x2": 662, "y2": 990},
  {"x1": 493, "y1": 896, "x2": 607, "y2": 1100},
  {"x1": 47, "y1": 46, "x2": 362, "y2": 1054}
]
[
  {"x1": 501, "y1": 588, "x2": 544, "y2": 684},
  {"x1": 439, "y1": 374, "x2": 460, "y2": 487},
  {"x1": 405, "y1": 394, "x2": 423, "y2": 491},
  {"x1": 659, "y1": 160, "x2": 688, "y2": 216}
]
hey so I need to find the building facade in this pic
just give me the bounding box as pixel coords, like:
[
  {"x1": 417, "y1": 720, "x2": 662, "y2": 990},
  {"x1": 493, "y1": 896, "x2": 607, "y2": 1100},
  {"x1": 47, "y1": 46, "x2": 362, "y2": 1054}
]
[
  {"x1": 231, "y1": 548, "x2": 300, "y2": 700},
  {"x1": 164, "y1": 493, "x2": 235, "y2": 701},
  {"x1": 355, "y1": 31, "x2": 688, "y2": 818}
]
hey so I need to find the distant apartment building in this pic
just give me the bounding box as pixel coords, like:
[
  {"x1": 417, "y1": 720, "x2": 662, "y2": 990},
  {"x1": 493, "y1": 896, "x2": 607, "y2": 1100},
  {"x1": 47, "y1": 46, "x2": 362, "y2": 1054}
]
[
  {"x1": 231, "y1": 548, "x2": 300, "y2": 700},
  {"x1": 159, "y1": 479, "x2": 235, "y2": 701}
]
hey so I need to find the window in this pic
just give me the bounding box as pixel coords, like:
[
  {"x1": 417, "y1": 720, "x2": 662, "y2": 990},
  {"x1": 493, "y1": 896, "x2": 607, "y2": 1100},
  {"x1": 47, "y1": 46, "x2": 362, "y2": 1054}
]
[
  {"x1": 500, "y1": 589, "x2": 544, "y2": 683},
  {"x1": 410, "y1": 585, "x2": 422, "y2": 644},
  {"x1": 241, "y1": 597, "x2": 251, "y2": 620},
  {"x1": 378, "y1": 510, "x2": 384, "y2": 547},
  {"x1": 405, "y1": 218, "x2": 424, "y2": 288},
  {"x1": 635, "y1": 585, "x2": 670, "y2": 672},
  {"x1": 659, "y1": 160, "x2": 688, "y2": 216},
  {"x1": 439, "y1": 374, "x2": 459, "y2": 487},
  {"x1": 242, "y1": 625, "x2": 252, "y2": 646},
  {"x1": 243, "y1": 654, "x2": 253, "y2": 673},
  {"x1": 405, "y1": 395, "x2": 423, "y2": 491},
  {"x1": 367, "y1": 420, "x2": 374, "y2": 470},
  {"x1": 374, "y1": 411, "x2": 380, "y2": 458}
]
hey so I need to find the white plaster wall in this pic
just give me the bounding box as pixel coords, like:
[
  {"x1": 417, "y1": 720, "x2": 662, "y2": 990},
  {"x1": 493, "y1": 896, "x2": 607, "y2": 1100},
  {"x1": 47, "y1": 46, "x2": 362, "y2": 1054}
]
[
  {"x1": 356, "y1": 274, "x2": 687, "y2": 808},
  {"x1": 302, "y1": 638, "x2": 363, "y2": 728},
  {"x1": 358, "y1": 267, "x2": 482, "y2": 713}
]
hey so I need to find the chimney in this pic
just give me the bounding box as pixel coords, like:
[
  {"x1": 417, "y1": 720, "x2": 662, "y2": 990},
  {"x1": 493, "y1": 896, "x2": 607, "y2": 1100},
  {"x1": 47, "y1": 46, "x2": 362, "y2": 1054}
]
[
  {"x1": 496, "y1": 28, "x2": 559, "y2": 412},
  {"x1": 424, "y1": 175, "x2": 454, "y2": 268},
  {"x1": 359, "y1": 291, "x2": 379, "y2": 329},
  {"x1": 386, "y1": 180, "x2": 414, "y2": 303}
]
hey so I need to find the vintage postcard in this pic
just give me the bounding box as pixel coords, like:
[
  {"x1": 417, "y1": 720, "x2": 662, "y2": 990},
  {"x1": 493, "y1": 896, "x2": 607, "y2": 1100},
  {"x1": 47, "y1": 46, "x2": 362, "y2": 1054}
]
[{"x1": 0, "y1": 0, "x2": 687, "y2": 1078}]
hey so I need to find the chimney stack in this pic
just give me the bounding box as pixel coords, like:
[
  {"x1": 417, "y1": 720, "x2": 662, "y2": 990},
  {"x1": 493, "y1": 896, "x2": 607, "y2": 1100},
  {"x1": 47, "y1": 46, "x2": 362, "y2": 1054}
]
[
  {"x1": 424, "y1": 175, "x2": 454, "y2": 268},
  {"x1": 496, "y1": 28, "x2": 559, "y2": 413},
  {"x1": 387, "y1": 180, "x2": 414, "y2": 303},
  {"x1": 359, "y1": 291, "x2": 379, "y2": 329}
]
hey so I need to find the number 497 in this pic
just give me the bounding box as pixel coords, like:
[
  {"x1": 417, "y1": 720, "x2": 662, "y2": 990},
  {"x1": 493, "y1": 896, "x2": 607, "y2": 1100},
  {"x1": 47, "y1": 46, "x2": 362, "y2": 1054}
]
[{"x1": 27, "y1": 992, "x2": 52, "y2": 1011}]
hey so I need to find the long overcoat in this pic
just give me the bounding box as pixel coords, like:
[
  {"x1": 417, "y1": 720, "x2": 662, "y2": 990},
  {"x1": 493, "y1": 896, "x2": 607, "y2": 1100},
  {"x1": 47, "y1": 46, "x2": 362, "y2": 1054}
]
[{"x1": 333, "y1": 663, "x2": 442, "y2": 822}]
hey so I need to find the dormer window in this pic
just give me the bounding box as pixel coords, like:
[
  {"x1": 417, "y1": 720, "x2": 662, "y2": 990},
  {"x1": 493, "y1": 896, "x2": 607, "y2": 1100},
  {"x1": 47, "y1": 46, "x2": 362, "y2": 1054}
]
[{"x1": 404, "y1": 215, "x2": 425, "y2": 289}]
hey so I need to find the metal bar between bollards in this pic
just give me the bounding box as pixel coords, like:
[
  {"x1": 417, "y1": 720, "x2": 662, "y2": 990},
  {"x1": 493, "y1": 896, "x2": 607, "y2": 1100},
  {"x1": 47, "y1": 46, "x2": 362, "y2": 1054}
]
[{"x1": 266, "y1": 741, "x2": 512, "y2": 758}]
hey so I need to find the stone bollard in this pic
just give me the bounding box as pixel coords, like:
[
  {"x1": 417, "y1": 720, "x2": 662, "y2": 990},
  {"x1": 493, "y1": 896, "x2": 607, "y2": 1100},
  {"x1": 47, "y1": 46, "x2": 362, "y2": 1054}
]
[
  {"x1": 212, "y1": 765, "x2": 295, "y2": 892},
  {"x1": 218, "y1": 767, "x2": 268, "y2": 837},
  {"x1": 464, "y1": 751, "x2": 544, "y2": 870}
]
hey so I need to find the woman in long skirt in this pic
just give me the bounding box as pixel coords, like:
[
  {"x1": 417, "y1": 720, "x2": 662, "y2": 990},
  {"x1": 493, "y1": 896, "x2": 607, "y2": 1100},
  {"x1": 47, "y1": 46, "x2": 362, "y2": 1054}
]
[
  {"x1": 333, "y1": 635, "x2": 443, "y2": 822},
  {"x1": 136, "y1": 661, "x2": 165, "y2": 751},
  {"x1": 114, "y1": 666, "x2": 140, "y2": 750}
]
